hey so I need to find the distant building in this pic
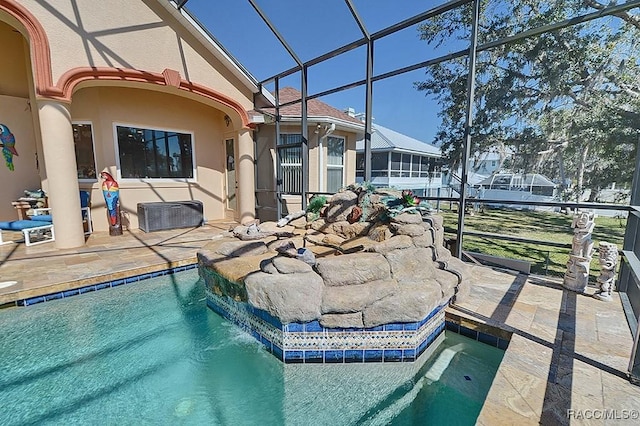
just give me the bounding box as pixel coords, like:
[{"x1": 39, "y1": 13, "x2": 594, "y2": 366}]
[{"x1": 355, "y1": 123, "x2": 443, "y2": 197}]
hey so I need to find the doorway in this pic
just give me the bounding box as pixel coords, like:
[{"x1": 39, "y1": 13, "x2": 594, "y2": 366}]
[{"x1": 225, "y1": 138, "x2": 236, "y2": 212}]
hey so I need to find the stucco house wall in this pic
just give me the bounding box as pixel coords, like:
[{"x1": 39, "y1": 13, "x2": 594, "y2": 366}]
[{"x1": 0, "y1": 0, "x2": 259, "y2": 244}]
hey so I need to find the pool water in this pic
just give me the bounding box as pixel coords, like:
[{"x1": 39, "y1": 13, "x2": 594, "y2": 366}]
[{"x1": 0, "y1": 270, "x2": 504, "y2": 425}]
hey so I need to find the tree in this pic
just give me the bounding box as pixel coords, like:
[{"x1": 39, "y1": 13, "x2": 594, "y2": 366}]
[{"x1": 416, "y1": 0, "x2": 640, "y2": 196}]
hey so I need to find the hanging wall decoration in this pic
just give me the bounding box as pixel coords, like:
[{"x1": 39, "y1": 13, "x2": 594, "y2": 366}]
[{"x1": 0, "y1": 124, "x2": 18, "y2": 171}]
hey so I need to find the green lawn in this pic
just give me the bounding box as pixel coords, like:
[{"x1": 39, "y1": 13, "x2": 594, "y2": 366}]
[{"x1": 435, "y1": 206, "x2": 626, "y2": 278}]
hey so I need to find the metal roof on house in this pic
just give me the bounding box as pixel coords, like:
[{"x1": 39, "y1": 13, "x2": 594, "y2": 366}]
[{"x1": 356, "y1": 123, "x2": 441, "y2": 157}]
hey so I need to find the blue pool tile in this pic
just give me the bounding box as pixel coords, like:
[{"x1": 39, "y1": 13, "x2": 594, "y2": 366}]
[
  {"x1": 63, "y1": 289, "x2": 80, "y2": 298},
  {"x1": 459, "y1": 325, "x2": 478, "y2": 340},
  {"x1": 403, "y1": 322, "x2": 419, "y2": 331},
  {"x1": 260, "y1": 335, "x2": 272, "y2": 350},
  {"x1": 45, "y1": 292, "x2": 63, "y2": 301},
  {"x1": 304, "y1": 320, "x2": 323, "y2": 332},
  {"x1": 445, "y1": 321, "x2": 460, "y2": 333},
  {"x1": 497, "y1": 338, "x2": 509, "y2": 350},
  {"x1": 324, "y1": 350, "x2": 344, "y2": 363},
  {"x1": 124, "y1": 276, "x2": 138, "y2": 284},
  {"x1": 79, "y1": 285, "x2": 96, "y2": 294},
  {"x1": 272, "y1": 345, "x2": 283, "y2": 361},
  {"x1": 383, "y1": 350, "x2": 402, "y2": 362},
  {"x1": 284, "y1": 351, "x2": 303, "y2": 363},
  {"x1": 139, "y1": 273, "x2": 152, "y2": 281},
  {"x1": 24, "y1": 296, "x2": 45, "y2": 306},
  {"x1": 402, "y1": 349, "x2": 416, "y2": 361},
  {"x1": 364, "y1": 325, "x2": 383, "y2": 332},
  {"x1": 384, "y1": 323, "x2": 404, "y2": 331},
  {"x1": 364, "y1": 350, "x2": 383, "y2": 362},
  {"x1": 304, "y1": 351, "x2": 323, "y2": 363},
  {"x1": 478, "y1": 332, "x2": 498, "y2": 347},
  {"x1": 285, "y1": 323, "x2": 303, "y2": 332},
  {"x1": 95, "y1": 282, "x2": 110, "y2": 290},
  {"x1": 251, "y1": 330, "x2": 261, "y2": 341},
  {"x1": 344, "y1": 350, "x2": 364, "y2": 363}
]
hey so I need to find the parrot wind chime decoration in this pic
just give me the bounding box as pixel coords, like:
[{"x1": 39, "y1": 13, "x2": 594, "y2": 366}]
[
  {"x1": 0, "y1": 124, "x2": 18, "y2": 171},
  {"x1": 99, "y1": 171, "x2": 123, "y2": 236}
]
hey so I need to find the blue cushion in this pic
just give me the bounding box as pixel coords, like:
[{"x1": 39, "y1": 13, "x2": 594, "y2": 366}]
[
  {"x1": 31, "y1": 215, "x2": 53, "y2": 222},
  {"x1": 0, "y1": 220, "x2": 51, "y2": 230}
]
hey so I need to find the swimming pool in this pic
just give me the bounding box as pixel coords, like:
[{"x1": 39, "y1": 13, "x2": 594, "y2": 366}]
[{"x1": 0, "y1": 270, "x2": 504, "y2": 425}]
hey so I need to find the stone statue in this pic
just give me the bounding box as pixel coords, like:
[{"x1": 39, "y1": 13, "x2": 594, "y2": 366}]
[
  {"x1": 593, "y1": 242, "x2": 619, "y2": 302},
  {"x1": 571, "y1": 211, "x2": 595, "y2": 258},
  {"x1": 563, "y1": 211, "x2": 595, "y2": 292},
  {"x1": 564, "y1": 255, "x2": 591, "y2": 293}
]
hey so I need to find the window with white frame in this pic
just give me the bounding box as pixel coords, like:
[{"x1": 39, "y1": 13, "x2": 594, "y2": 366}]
[
  {"x1": 326, "y1": 136, "x2": 344, "y2": 193},
  {"x1": 116, "y1": 125, "x2": 194, "y2": 179},
  {"x1": 356, "y1": 152, "x2": 389, "y2": 178},
  {"x1": 73, "y1": 123, "x2": 97, "y2": 179},
  {"x1": 277, "y1": 133, "x2": 303, "y2": 193}
]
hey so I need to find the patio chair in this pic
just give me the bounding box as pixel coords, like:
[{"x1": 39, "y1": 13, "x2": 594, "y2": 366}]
[
  {"x1": 0, "y1": 219, "x2": 55, "y2": 246},
  {"x1": 32, "y1": 190, "x2": 93, "y2": 235}
]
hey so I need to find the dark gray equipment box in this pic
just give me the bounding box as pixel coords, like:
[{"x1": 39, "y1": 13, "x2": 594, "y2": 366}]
[{"x1": 137, "y1": 201, "x2": 203, "y2": 232}]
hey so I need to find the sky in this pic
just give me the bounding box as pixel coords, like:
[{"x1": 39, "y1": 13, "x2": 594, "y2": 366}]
[{"x1": 182, "y1": 0, "x2": 469, "y2": 145}]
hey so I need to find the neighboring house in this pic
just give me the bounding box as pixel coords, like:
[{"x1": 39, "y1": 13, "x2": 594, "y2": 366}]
[
  {"x1": 355, "y1": 123, "x2": 443, "y2": 197},
  {"x1": 254, "y1": 87, "x2": 364, "y2": 220},
  {"x1": 0, "y1": 0, "x2": 266, "y2": 248}
]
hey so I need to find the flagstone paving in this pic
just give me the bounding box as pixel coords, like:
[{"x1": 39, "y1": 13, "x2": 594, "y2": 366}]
[{"x1": 2, "y1": 228, "x2": 640, "y2": 424}]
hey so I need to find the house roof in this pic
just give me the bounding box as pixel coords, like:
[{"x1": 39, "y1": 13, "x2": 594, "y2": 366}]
[
  {"x1": 356, "y1": 123, "x2": 441, "y2": 157},
  {"x1": 260, "y1": 87, "x2": 364, "y2": 126}
]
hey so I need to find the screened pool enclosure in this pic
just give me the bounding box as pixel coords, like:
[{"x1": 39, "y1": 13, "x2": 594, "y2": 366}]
[{"x1": 168, "y1": 0, "x2": 640, "y2": 382}]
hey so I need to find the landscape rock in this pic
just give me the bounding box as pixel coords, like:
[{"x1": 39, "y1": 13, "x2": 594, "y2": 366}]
[
  {"x1": 384, "y1": 247, "x2": 437, "y2": 283},
  {"x1": 362, "y1": 282, "x2": 442, "y2": 327},
  {"x1": 316, "y1": 253, "x2": 391, "y2": 286},
  {"x1": 321, "y1": 279, "x2": 399, "y2": 314},
  {"x1": 245, "y1": 271, "x2": 323, "y2": 323},
  {"x1": 325, "y1": 190, "x2": 358, "y2": 223},
  {"x1": 320, "y1": 312, "x2": 365, "y2": 329},
  {"x1": 215, "y1": 240, "x2": 268, "y2": 257},
  {"x1": 272, "y1": 256, "x2": 314, "y2": 274},
  {"x1": 391, "y1": 212, "x2": 423, "y2": 225},
  {"x1": 367, "y1": 235, "x2": 414, "y2": 254}
]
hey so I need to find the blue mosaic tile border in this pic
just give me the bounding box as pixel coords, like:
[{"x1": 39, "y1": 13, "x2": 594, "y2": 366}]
[
  {"x1": 206, "y1": 288, "x2": 447, "y2": 364},
  {"x1": 17, "y1": 264, "x2": 198, "y2": 307},
  {"x1": 445, "y1": 321, "x2": 510, "y2": 350}
]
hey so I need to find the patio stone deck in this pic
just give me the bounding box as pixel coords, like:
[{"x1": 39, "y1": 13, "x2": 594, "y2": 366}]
[{"x1": 2, "y1": 226, "x2": 640, "y2": 424}]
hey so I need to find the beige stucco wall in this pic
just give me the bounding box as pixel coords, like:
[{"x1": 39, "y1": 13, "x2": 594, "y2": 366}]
[
  {"x1": 0, "y1": 95, "x2": 41, "y2": 221},
  {"x1": 0, "y1": 22, "x2": 40, "y2": 221},
  {"x1": 70, "y1": 86, "x2": 228, "y2": 231},
  {"x1": 17, "y1": 0, "x2": 255, "y2": 113},
  {"x1": 254, "y1": 123, "x2": 358, "y2": 221},
  {"x1": 0, "y1": 20, "x2": 29, "y2": 98}
]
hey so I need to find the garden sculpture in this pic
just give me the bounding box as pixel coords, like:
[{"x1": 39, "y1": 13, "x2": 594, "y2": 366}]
[
  {"x1": 563, "y1": 211, "x2": 595, "y2": 292},
  {"x1": 0, "y1": 124, "x2": 18, "y2": 171},
  {"x1": 593, "y1": 241, "x2": 619, "y2": 302},
  {"x1": 100, "y1": 171, "x2": 122, "y2": 236}
]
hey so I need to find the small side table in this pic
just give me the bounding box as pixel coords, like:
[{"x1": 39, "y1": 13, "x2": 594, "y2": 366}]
[
  {"x1": 11, "y1": 201, "x2": 32, "y2": 220},
  {"x1": 11, "y1": 197, "x2": 47, "y2": 220}
]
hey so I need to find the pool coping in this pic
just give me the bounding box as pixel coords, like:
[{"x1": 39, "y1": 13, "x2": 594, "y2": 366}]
[{"x1": 0, "y1": 259, "x2": 198, "y2": 308}]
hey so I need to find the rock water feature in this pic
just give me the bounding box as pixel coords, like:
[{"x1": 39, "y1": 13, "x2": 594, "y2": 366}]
[{"x1": 198, "y1": 185, "x2": 471, "y2": 363}]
